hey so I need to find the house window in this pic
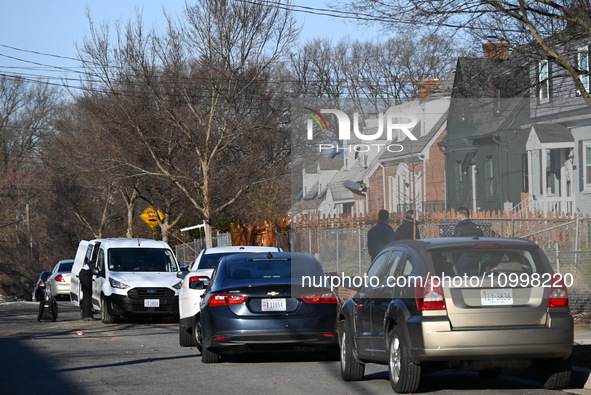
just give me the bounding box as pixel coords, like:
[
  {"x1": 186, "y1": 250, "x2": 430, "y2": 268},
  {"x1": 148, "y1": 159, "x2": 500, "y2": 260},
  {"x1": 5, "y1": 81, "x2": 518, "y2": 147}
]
[
  {"x1": 342, "y1": 202, "x2": 353, "y2": 216},
  {"x1": 539, "y1": 60, "x2": 550, "y2": 102},
  {"x1": 578, "y1": 46, "x2": 589, "y2": 96},
  {"x1": 485, "y1": 157, "x2": 494, "y2": 199}
]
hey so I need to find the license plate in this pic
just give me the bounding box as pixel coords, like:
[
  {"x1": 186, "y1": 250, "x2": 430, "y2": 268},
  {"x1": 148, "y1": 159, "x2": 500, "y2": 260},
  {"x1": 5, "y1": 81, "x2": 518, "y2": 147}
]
[
  {"x1": 144, "y1": 299, "x2": 160, "y2": 308},
  {"x1": 481, "y1": 289, "x2": 513, "y2": 306},
  {"x1": 261, "y1": 298, "x2": 286, "y2": 311}
]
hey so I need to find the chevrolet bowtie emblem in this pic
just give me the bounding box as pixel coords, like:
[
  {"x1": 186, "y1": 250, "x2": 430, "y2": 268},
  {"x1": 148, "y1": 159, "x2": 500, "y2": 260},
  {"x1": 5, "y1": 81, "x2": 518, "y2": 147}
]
[{"x1": 267, "y1": 291, "x2": 280, "y2": 296}]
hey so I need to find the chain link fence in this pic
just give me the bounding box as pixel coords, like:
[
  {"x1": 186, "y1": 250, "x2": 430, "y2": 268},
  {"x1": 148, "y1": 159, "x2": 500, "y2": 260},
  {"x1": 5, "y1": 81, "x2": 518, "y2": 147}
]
[
  {"x1": 174, "y1": 232, "x2": 232, "y2": 266},
  {"x1": 289, "y1": 217, "x2": 591, "y2": 314},
  {"x1": 171, "y1": 218, "x2": 591, "y2": 314}
]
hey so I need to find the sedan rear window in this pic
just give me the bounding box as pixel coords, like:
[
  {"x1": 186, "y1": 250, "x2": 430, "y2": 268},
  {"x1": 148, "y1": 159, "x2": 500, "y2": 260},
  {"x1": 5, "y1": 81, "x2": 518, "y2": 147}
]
[
  {"x1": 58, "y1": 261, "x2": 74, "y2": 272},
  {"x1": 430, "y1": 247, "x2": 547, "y2": 277}
]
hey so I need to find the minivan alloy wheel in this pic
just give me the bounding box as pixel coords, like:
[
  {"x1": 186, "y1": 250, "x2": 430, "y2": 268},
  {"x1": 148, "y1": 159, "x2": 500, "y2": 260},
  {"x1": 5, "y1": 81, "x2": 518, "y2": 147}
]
[
  {"x1": 339, "y1": 320, "x2": 364, "y2": 381},
  {"x1": 389, "y1": 337, "x2": 401, "y2": 384},
  {"x1": 388, "y1": 329, "x2": 421, "y2": 393}
]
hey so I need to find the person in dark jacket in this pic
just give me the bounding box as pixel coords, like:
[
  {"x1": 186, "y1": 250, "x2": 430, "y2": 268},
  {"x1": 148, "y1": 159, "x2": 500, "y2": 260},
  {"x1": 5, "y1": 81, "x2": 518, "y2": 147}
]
[
  {"x1": 395, "y1": 209, "x2": 421, "y2": 240},
  {"x1": 454, "y1": 207, "x2": 483, "y2": 237},
  {"x1": 79, "y1": 258, "x2": 94, "y2": 321},
  {"x1": 367, "y1": 209, "x2": 396, "y2": 261}
]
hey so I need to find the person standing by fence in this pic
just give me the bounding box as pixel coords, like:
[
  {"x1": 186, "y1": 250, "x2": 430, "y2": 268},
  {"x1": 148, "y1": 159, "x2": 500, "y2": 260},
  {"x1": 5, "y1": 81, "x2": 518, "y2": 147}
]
[
  {"x1": 454, "y1": 207, "x2": 483, "y2": 237},
  {"x1": 367, "y1": 209, "x2": 396, "y2": 261},
  {"x1": 396, "y1": 209, "x2": 421, "y2": 240}
]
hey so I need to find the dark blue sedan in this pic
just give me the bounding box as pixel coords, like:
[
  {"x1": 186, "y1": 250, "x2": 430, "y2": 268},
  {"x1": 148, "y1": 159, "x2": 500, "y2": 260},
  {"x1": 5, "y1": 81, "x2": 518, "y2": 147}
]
[{"x1": 196, "y1": 251, "x2": 338, "y2": 363}]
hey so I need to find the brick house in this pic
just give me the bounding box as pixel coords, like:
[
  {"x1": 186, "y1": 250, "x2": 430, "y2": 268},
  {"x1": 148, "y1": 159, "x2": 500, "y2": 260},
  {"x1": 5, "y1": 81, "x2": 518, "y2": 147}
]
[
  {"x1": 293, "y1": 78, "x2": 452, "y2": 218},
  {"x1": 366, "y1": 94, "x2": 450, "y2": 215}
]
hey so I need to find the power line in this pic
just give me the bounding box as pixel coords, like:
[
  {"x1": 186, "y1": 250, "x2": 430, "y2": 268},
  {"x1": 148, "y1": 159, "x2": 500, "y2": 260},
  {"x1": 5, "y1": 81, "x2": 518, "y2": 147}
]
[
  {"x1": 0, "y1": 44, "x2": 81, "y2": 63},
  {"x1": 234, "y1": 0, "x2": 520, "y2": 32}
]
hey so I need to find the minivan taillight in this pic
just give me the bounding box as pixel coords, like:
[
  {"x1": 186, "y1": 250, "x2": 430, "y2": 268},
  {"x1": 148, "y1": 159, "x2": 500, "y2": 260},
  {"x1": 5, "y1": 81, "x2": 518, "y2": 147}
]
[
  {"x1": 55, "y1": 274, "x2": 65, "y2": 283},
  {"x1": 301, "y1": 291, "x2": 338, "y2": 304},
  {"x1": 208, "y1": 293, "x2": 247, "y2": 307},
  {"x1": 415, "y1": 277, "x2": 446, "y2": 311},
  {"x1": 548, "y1": 274, "x2": 568, "y2": 308}
]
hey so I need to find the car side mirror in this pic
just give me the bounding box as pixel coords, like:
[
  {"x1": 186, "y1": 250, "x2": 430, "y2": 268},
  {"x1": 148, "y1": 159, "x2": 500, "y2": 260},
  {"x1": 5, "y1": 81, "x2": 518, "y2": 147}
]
[
  {"x1": 176, "y1": 270, "x2": 189, "y2": 279},
  {"x1": 189, "y1": 280, "x2": 205, "y2": 290},
  {"x1": 90, "y1": 267, "x2": 100, "y2": 276}
]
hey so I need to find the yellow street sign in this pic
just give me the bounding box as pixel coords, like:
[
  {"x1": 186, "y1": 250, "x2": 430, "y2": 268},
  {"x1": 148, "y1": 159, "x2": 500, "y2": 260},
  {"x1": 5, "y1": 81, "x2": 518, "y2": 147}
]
[{"x1": 140, "y1": 206, "x2": 165, "y2": 230}]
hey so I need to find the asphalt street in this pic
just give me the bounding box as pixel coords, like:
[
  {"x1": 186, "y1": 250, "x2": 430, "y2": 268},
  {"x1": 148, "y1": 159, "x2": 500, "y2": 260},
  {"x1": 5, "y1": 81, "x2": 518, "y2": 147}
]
[{"x1": 1, "y1": 300, "x2": 590, "y2": 395}]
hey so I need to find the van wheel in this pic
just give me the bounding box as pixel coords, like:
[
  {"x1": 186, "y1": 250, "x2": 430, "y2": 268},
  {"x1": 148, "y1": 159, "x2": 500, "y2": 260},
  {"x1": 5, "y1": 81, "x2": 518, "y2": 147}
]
[
  {"x1": 101, "y1": 297, "x2": 116, "y2": 324},
  {"x1": 389, "y1": 328, "x2": 421, "y2": 393}
]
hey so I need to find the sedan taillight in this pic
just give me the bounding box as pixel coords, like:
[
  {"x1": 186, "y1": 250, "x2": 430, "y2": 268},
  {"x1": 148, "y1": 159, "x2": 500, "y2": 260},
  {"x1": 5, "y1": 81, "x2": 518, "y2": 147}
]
[
  {"x1": 415, "y1": 277, "x2": 446, "y2": 311},
  {"x1": 548, "y1": 274, "x2": 569, "y2": 308},
  {"x1": 55, "y1": 274, "x2": 65, "y2": 283},
  {"x1": 301, "y1": 291, "x2": 338, "y2": 304},
  {"x1": 208, "y1": 293, "x2": 247, "y2": 307}
]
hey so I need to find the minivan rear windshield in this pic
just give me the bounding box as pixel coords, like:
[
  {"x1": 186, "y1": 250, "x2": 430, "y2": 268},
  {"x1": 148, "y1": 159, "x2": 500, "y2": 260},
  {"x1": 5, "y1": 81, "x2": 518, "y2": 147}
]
[
  {"x1": 108, "y1": 248, "x2": 179, "y2": 272},
  {"x1": 430, "y1": 247, "x2": 548, "y2": 277}
]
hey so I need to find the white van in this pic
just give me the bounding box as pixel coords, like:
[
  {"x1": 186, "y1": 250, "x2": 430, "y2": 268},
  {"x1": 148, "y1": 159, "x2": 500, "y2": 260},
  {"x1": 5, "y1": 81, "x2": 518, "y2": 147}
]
[{"x1": 71, "y1": 238, "x2": 182, "y2": 323}]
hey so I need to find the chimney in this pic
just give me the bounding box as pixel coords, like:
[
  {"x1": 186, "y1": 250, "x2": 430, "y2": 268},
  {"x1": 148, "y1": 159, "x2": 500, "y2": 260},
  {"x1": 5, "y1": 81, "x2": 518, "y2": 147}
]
[
  {"x1": 418, "y1": 79, "x2": 441, "y2": 104},
  {"x1": 482, "y1": 42, "x2": 510, "y2": 59}
]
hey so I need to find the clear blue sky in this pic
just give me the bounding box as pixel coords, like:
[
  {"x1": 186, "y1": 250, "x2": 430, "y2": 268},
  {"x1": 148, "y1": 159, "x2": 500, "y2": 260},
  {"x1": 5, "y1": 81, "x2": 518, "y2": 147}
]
[{"x1": 0, "y1": 0, "x2": 380, "y2": 84}]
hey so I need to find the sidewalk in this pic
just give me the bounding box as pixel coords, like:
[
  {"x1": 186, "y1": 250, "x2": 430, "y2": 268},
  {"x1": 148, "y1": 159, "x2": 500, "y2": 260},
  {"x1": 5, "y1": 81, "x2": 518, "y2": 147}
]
[{"x1": 576, "y1": 324, "x2": 591, "y2": 346}]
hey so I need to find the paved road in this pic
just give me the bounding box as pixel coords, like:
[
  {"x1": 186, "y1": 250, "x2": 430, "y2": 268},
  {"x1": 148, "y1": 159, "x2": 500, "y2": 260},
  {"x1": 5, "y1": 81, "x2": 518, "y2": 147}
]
[{"x1": 0, "y1": 301, "x2": 589, "y2": 395}]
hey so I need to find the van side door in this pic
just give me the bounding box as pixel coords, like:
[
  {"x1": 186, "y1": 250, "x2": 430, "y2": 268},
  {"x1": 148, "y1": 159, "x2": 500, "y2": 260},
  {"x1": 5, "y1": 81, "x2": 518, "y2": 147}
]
[{"x1": 92, "y1": 247, "x2": 106, "y2": 310}]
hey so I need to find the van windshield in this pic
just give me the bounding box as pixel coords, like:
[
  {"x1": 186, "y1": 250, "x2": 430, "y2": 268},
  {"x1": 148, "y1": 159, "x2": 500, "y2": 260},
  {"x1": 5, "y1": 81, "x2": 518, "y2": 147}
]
[{"x1": 108, "y1": 248, "x2": 179, "y2": 272}]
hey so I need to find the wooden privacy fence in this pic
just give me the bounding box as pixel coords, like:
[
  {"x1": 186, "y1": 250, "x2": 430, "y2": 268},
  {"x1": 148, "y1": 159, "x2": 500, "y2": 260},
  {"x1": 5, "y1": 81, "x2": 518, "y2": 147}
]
[{"x1": 230, "y1": 218, "x2": 291, "y2": 248}]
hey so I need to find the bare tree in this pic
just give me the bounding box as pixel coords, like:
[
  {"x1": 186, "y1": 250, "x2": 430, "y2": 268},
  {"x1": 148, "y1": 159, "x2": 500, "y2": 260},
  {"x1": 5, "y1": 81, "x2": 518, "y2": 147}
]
[
  {"x1": 336, "y1": 0, "x2": 591, "y2": 106},
  {"x1": 291, "y1": 33, "x2": 460, "y2": 106},
  {"x1": 76, "y1": 0, "x2": 298, "y2": 246},
  {"x1": 0, "y1": 75, "x2": 62, "y2": 298}
]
